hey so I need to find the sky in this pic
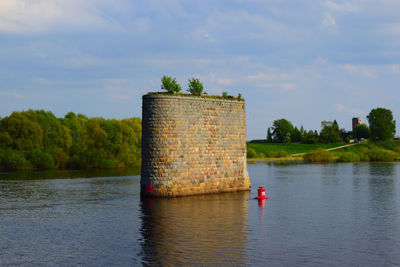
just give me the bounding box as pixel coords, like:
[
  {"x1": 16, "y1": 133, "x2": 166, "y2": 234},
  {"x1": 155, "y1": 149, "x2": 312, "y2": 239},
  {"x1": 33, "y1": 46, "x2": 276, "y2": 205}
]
[{"x1": 0, "y1": 0, "x2": 400, "y2": 140}]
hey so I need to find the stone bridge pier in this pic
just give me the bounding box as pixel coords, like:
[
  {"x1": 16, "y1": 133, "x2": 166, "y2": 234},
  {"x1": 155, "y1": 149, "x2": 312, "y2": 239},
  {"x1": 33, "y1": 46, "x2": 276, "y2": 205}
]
[{"x1": 140, "y1": 94, "x2": 250, "y2": 197}]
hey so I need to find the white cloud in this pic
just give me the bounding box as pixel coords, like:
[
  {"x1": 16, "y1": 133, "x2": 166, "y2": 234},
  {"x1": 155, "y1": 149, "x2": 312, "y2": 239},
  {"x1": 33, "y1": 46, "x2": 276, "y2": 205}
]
[
  {"x1": 110, "y1": 93, "x2": 131, "y2": 100},
  {"x1": 335, "y1": 104, "x2": 366, "y2": 116},
  {"x1": 34, "y1": 77, "x2": 54, "y2": 86},
  {"x1": 105, "y1": 84, "x2": 132, "y2": 101},
  {"x1": 324, "y1": 0, "x2": 359, "y2": 13},
  {"x1": 65, "y1": 56, "x2": 109, "y2": 68},
  {"x1": 103, "y1": 78, "x2": 128, "y2": 84},
  {"x1": 190, "y1": 28, "x2": 216, "y2": 43},
  {"x1": 216, "y1": 78, "x2": 235, "y2": 86},
  {"x1": 259, "y1": 83, "x2": 295, "y2": 91},
  {"x1": 245, "y1": 72, "x2": 290, "y2": 81},
  {"x1": 245, "y1": 73, "x2": 277, "y2": 81},
  {"x1": 377, "y1": 23, "x2": 400, "y2": 36},
  {"x1": 0, "y1": 0, "x2": 126, "y2": 34},
  {"x1": 342, "y1": 64, "x2": 376, "y2": 78},
  {"x1": 193, "y1": 9, "x2": 314, "y2": 45},
  {"x1": 322, "y1": 12, "x2": 337, "y2": 27},
  {"x1": 131, "y1": 18, "x2": 150, "y2": 33},
  {"x1": 145, "y1": 57, "x2": 224, "y2": 69},
  {"x1": 0, "y1": 92, "x2": 24, "y2": 99}
]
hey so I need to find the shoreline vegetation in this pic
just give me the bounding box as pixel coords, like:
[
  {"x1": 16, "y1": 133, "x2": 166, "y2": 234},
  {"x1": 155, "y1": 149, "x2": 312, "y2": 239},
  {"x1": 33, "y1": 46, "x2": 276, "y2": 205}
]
[
  {"x1": 1, "y1": 78, "x2": 397, "y2": 171},
  {"x1": 0, "y1": 110, "x2": 141, "y2": 171},
  {"x1": 247, "y1": 141, "x2": 400, "y2": 164},
  {"x1": 0, "y1": 110, "x2": 399, "y2": 172}
]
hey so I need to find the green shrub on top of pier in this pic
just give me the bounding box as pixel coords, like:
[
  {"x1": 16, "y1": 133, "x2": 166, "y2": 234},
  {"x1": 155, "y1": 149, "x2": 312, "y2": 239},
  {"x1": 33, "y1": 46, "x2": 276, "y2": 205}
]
[
  {"x1": 146, "y1": 91, "x2": 245, "y2": 101},
  {"x1": 161, "y1": 76, "x2": 181, "y2": 93},
  {"x1": 187, "y1": 78, "x2": 203, "y2": 96},
  {"x1": 156, "y1": 76, "x2": 244, "y2": 101}
]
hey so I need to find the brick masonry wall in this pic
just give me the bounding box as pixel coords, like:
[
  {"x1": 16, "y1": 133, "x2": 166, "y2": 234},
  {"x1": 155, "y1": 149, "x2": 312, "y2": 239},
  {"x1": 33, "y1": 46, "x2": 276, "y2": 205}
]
[{"x1": 141, "y1": 94, "x2": 250, "y2": 197}]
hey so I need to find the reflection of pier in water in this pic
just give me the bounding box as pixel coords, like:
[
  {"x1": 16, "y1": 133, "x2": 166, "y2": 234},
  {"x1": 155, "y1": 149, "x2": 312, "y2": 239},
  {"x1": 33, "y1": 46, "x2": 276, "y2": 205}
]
[{"x1": 139, "y1": 191, "x2": 250, "y2": 266}]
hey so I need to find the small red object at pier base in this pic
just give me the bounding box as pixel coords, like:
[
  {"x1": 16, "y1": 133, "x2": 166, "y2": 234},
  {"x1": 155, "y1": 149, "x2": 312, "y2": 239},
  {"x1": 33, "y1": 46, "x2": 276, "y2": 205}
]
[
  {"x1": 255, "y1": 186, "x2": 268, "y2": 200},
  {"x1": 145, "y1": 182, "x2": 155, "y2": 193}
]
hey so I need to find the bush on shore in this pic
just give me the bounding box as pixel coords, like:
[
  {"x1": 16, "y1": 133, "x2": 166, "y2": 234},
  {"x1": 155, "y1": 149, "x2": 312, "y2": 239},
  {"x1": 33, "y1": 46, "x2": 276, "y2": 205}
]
[
  {"x1": 26, "y1": 149, "x2": 55, "y2": 169},
  {"x1": 0, "y1": 149, "x2": 31, "y2": 170},
  {"x1": 336, "y1": 152, "x2": 360, "y2": 162},
  {"x1": 303, "y1": 149, "x2": 334, "y2": 163},
  {"x1": 366, "y1": 147, "x2": 399, "y2": 161},
  {"x1": 247, "y1": 148, "x2": 258, "y2": 158},
  {"x1": 263, "y1": 151, "x2": 287, "y2": 158},
  {"x1": 247, "y1": 148, "x2": 288, "y2": 159}
]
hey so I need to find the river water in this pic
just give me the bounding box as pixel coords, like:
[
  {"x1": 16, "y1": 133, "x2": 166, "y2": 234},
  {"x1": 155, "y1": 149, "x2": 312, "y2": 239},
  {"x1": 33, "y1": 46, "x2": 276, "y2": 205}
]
[{"x1": 1, "y1": 163, "x2": 400, "y2": 266}]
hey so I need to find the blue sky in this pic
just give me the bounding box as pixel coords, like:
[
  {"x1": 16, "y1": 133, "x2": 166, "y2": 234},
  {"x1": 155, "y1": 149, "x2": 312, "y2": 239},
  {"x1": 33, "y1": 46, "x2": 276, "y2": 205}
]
[{"x1": 1, "y1": 0, "x2": 399, "y2": 140}]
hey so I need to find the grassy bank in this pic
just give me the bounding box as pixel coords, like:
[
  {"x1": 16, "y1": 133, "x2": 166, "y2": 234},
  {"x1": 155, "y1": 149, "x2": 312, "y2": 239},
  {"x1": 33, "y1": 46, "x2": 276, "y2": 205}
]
[
  {"x1": 247, "y1": 141, "x2": 400, "y2": 163},
  {"x1": 247, "y1": 142, "x2": 346, "y2": 159}
]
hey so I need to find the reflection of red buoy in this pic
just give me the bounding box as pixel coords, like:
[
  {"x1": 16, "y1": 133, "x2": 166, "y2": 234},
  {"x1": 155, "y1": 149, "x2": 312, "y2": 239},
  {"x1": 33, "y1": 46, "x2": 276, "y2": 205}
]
[
  {"x1": 145, "y1": 182, "x2": 155, "y2": 193},
  {"x1": 255, "y1": 186, "x2": 268, "y2": 200}
]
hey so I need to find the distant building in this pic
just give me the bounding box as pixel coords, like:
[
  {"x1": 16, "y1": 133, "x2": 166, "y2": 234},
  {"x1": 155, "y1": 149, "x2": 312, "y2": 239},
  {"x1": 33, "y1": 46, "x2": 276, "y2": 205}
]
[{"x1": 352, "y1": 117, "x2": 363, "y2": 132}]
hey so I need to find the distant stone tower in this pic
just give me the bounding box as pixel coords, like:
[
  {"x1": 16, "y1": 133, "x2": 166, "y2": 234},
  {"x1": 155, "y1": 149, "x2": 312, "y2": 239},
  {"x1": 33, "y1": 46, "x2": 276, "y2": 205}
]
[
  {"x1": 352, "y1": 117, "x2": 363, "y2": 131},
  {"x1": 141, "y1": 94, "x2": 251, "y2": 197}
]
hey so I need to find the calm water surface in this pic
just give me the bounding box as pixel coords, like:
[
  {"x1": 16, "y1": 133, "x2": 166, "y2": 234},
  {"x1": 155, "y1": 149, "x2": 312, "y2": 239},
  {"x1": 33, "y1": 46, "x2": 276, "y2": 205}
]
[{"x1": 1, "y1": 163, "x2": 400, "y2": 266}]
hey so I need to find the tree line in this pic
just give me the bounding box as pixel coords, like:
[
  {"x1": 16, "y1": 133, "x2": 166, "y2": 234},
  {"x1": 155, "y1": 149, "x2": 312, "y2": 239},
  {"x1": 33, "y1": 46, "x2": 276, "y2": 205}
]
[
  {"x1": 0, "y1": 110, "x2": 141, "y2": 170},
  {"x1": 266, "y1": 107, "x2": 396, "y2": 144}
]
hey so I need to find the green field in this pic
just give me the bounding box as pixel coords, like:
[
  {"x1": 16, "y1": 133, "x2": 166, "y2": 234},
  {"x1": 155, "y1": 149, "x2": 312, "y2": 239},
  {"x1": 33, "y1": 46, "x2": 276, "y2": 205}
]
[
  {"x1": 247, "y1": 142, "x2": 346, "y2": 156},
  {"x1": 329, "y1": 140, "x2": 400, "y2": 155},
  {"x1": 247, "y1": 140, "x2": 400, "y2": 162}
]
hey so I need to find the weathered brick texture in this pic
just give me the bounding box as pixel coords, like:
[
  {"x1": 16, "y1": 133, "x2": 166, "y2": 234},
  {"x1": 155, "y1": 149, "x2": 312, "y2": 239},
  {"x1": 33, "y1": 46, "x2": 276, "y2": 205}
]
[{"x1": 141, "y1": 94, "x2": 250, "y2": 197}]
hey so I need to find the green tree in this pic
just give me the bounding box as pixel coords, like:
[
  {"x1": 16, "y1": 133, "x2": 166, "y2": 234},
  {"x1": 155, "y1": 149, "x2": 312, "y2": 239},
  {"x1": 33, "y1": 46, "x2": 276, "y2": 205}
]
[
  {"x1": 26, "y1": 149, "x2": 55, "y2": 169},
  {"x1": 303, "y1": 130, "x2": 319, "y2": 144},
  {"x1": 0, "y1": 109, "x2": 142, "y2": 171},
  {"x1": 353, "y1": 124, "x2": 370, "y2": 140},
  {"x1": 161, "y1": 76, "x2": 181, "y2": 93},
  {"x1": 319, "y1": 120, "x2": 341, "y2": 143},
  {"x1": 299, "y1": 126, "x2": 307, "y2": 142},
  {"x1": 291, "y1": 126, "x2": 302, "y2": 142},
  {"x1": 61, "y1": 112, "x2": 85, "y2": 157},
  {"x1": 266, "y1": 127, "x2": 273, "y2": 142},
  {"x1": 187, "y1": 78, "x2": 203, "y2": 96},
  {"x1": 367, "y1": 107, "x2": 396, "y2": 141},
  {"x1": 24, "y1": 110, "x2": 61, "y2": 152},
  {"x1": 0, "y1": 149, "x2": 31, "y2": 170},
  {"x1": 82, "y1": 118, "x2": 107, "y2": 150},
  {"x1": 0, "y1": 132, "x2": 12, "y2": 148},
  {"x1": 271, "y1": 119, "x2": 293, "y2": 143},
  {"x1": 339, "y1": 128, "x2": 351, "y2": 142},
  {"x1": 0, "y1": 112, "x2": 43, "y2": 150}
]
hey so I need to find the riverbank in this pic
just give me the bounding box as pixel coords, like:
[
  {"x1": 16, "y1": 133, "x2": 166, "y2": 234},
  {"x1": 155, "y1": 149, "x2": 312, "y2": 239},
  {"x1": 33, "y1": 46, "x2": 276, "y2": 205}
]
[{"x1": 247, "y1": 141, "x2": 400, "y2": 163}]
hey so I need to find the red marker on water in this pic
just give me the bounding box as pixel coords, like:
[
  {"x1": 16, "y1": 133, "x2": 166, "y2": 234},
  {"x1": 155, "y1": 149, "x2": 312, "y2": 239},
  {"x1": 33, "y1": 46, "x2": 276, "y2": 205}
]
[
  {"x1": 255, "y1": 186, "x2": 268, "y2": 200},
  {"x1": 145, "y1": 182, "x2": 155, "y2": 193}
]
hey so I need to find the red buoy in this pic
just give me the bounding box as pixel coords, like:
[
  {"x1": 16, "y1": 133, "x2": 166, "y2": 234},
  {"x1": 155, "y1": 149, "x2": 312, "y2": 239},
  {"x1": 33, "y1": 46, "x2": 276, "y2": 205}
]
[
  {"x1": 255, "y1": 186, "x2": 268, "y2": 200},
  {"x1": 145, "y1": 182, "x2": 155, "y2": 193}
]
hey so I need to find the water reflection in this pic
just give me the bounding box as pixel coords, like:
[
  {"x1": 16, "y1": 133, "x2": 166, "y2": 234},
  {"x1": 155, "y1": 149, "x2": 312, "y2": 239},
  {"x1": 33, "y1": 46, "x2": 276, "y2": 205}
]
[
  {"x1": 368, "y1": 162, "x2": 396, "y2": 177},
  {"x1": 139, "y1": 192, "x2": 249, "y2": 266},
  {"x1": 367, "y1": 163, "x2": 396, "y2": 205},
  {"x1": 0, "y1": 167, "x2": 141, "y2": 181},
  {"x1": 0, "y1": 175, "x2": 140, "y2": 217},
  {"x1": 320, "y1": 164, "x2": 343, "y2": 186},
  {"x1": 2, "y1": 164, "x2": 400, "y2": 266}
]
